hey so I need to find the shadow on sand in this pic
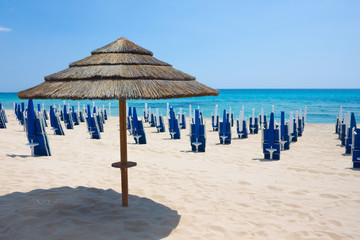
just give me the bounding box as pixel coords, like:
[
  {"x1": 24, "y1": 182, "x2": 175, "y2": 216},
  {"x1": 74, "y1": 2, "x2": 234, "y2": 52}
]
[
  {"x1": 0, "y1": 186, "x2": 180, "y2": 240},
  {"x1": 6, "y1": 153, "x2": 32, "y2": 158},
  {"x1": 252, "y1": 158, "x2": 279, "y2": 162}
]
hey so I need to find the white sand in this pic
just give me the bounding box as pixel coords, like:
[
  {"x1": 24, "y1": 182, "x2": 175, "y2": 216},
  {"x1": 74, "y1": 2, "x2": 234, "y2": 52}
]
[{"x1": 0, "y1": 112, "x2": 359, "y2": 240}]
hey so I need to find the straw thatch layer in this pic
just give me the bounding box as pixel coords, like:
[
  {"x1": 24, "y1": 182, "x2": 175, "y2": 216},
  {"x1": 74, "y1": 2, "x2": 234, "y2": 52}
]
[
  {"x1": 91, "y1": 37, "x2": 153, "y2": 56},
  {"x1": 45, "y1": 65, "x2": 195, "y2": 81},
  {"x1": 18, "y1": 80, "x2": 219, "y2": 100},
  {"x1": 70, "y1": 53, "x2": 171, "y2": 67},
  {"x1": 18, "y1": 36, "x2": 219, "y2": 100}
]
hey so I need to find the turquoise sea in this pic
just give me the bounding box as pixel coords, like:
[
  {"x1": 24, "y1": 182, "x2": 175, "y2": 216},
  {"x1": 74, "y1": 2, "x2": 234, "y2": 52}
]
[{"x1": 1, "y1": 89, "x2": 359, "y2": 123}]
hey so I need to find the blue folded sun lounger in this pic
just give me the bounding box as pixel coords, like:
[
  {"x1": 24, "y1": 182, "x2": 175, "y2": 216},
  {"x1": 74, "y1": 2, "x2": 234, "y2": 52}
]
[
  {"x1": 190, "y1": 109, "x2": 206, "y2": 152},
  {"x1": 26, "y1": 100, "x2": 51, "y2": 156},
  {"x1": 168, "y1": 107, "x2": 181, "y2": 139},
  {"x1": 219, "y1": 109, "x2": 231, "y2": 144},
  {"x1": 262, "y1": 112, "x2": 280, "y2": 160},
  {"x1": 352, "y1": 128, "x2": 360, "y2": 168},
  {"x1": 131, "y1": 107, "x2": 147, "y2": 144},
  {"x1": 345, "y1": 113, "x2": 356, "y2": 154},
  {"x1": 86, "y1": 104, "x2": 101, "y2": 139},
  {"x1": 49, "y1": 105, "x2": 65, "y2": 135}
]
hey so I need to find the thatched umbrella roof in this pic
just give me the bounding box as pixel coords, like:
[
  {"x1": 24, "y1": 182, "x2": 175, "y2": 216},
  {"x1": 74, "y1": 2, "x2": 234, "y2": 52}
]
[
  {"x1": 18, "y1": 37, "x2": 219, "y2": 100},
  {"x1": 17, "y1": 37, "x2": 219, "y2": 207}
]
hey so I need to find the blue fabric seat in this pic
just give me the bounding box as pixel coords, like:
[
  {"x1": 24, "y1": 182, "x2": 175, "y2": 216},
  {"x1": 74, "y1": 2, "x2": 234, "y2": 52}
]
[
  {"x1": 179, "y1": 113, "x2": 186, "y2": 129},
  {"x1": 168, "y1": 107, "x2": 181, "y2": 139},
  {"x1": 219, "y1": 110, "x2": 231, "y2": 144},
  {"x1": 86, "y1": 104, "x2": 101, "y2": 139},
  {"x1": 280, "y1": 111, "x2": 290, "y2": 150},
  {"x1": 345, "y1": 113, "x2": 356, "y2": 154},
  {"x1": 0, "y1": 103, "x2": 6, "y2": 128},
  {"x1": 353, "y1": 128, "x2": 360, "y2": 168},
  {"x1": 49, "y1": 106, "x2": 65, "y2": 135},
  {"x1": 249, "y1": 117, "x2": 259, "y2": 134},
  {"x1": 131, "y1": 107, "x2": 147, "y2": 144},
  {"x1": 236, "y1": 119, "x2": 248, "y2": 138},
  {"x1": 72, "y1": 106, "x2": 80, "y2": 125},
  {"x1": 190, "y1": 109, "x2": 206, "y2": 152},
  {"x1": 156, "y1": 115, "x2": 166, "y2": 132},
  {"x1": 26, "y1": 100, "x2": 51, "y2": 156},
  {"x1": 263, "y1": 112, "x2": 280, "y2": 160},
  {"x1": 211, "y1": 115, "x2": 219, "y2": 131}
]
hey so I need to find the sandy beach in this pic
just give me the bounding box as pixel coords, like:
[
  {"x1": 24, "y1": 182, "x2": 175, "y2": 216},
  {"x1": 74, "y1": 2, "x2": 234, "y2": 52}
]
[{"x1": 1, "y1": 111, "x2": 359, "y2": 240}]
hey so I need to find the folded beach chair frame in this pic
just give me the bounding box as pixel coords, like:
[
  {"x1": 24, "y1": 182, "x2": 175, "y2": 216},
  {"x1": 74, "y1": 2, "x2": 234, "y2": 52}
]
[
  {"x1": 219, "y1": 120, "x2": 231, "y2": 144},
  {"x1": 352, "y1": 128, "x2": 360, "y2": 168},
  {"x1": 190, "y1": 109, "x2": 206, "y2": 152},
  {"x1": 0, "y1": 105, "x2": 6, "y2": 128},
  {"x1": 131, "y1": 119, "x2": 147, "y2": 144},
  {"x1": 236, "y1": 119, "x2": 248, "y2": 139},
  {"x1": 262, "y1": 128, "x2": 281, "y2": 160},
  {"x1": 156, "y1": 115, "x2": 166, "y2": 132},
  {"x1": 249, "y1": 117, "x2": 259, "y2": 134},
  {"x1": 211, "y1": 114, "x2": 219, "y2": 131},
  {"x1": 168, "y1": 107, "x2": 181, "y2": 139}
]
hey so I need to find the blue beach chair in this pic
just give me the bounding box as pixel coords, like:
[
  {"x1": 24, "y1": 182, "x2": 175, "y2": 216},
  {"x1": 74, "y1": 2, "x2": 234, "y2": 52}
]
[
  {"x1": 345, "y1": 113, "x2": 356, "y2": 154},
  {"x1": 94, "y1": 107, "x2": 104, "y2": 133},
  {"x1": 131, "y1": 107, "x2": 146, "y2": 144},
  {"x1": 63, "y1": 105, "x2": 74, "y2": 130},
  {"x1": 127, "y1": 106, "x2": 133, "y2": 134},
  {"x1": 236, "y1": 110, "x2": 247, "y2": 138},
  {"x1": 37, "y1": 104, "x2": 47, "y2": 127},
  {"x1": 190, "y1": 109, "x2": 206, "y2": 152},
  {"x1": 211, "y1": 114, "x2": 219, "y2": 131},
  {"x1": 42, "y1": 105, "x2": 48, "y2": 120},
  {"x1": 86, "y1": 104, "x2": 101, "y2": 139},
  {"x1": 212, "y1": 105, "x2": 219, "y2": 131},
  {"x1": 155, "y1": 110, "x2": 166, "y2": 132},
  {"x1": 168, "y1": 107, "x2": 181, "y2": 139},
  {"x1": 104, "y1": 109, "x2": 108, "y2": 121},
  {"x1": 297, "y1": 116, "x2": 303, "y2": 137},
  {"x1": 263, "y1": 115, "x2": 268, "y2": 129},
  {"x1": 49, "y1": 106, "x2": 65, "y2": 135},
  {"x1": 25, "y1": 100, "x2": 51, "y2": 156},
  {"x1": 179, "y1": 111, "x2": 186, "y2": 129},
  {"x1": 340, "y1": 120, "x2": 347, "y2": 145},
  {"x1": 291, "y1": 118, "x2": 298, "y2": 142},
  {"x1": 352, "y1": 128, "x2": 360, "y2": 168},
  {"x1": 79, "y1": 110, "x2": 85, "y2": 122},
  {"x1": 219, "y1": 110, "x2": 231, "y2": 144},
  {"x1": 263, "y1": 112, "x2": 280, "y2": 160},
  {"x1": 149, "y1": 112, "x2": 156, "y2": 127},
  {"x1": 236, "y1": 119, "x2": 248, "y2": 139},
  {"x1": 249, "y1": 117, "x2": 259, "y2": 134},
  {"x1": 280, "y1": 111, "x2": 290, "y2": 150},
  {"x1": 72, "y1": 106, "x2": 80, "y2": 126},
  {"x1": 0, "y1": 104, "x2": 6, "y2": 128}
]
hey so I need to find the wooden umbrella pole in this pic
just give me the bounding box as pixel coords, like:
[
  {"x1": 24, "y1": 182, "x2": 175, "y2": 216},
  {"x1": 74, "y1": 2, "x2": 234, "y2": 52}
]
[{"x1": 119, "y1": 99, "x2": 128, "y2": 207}]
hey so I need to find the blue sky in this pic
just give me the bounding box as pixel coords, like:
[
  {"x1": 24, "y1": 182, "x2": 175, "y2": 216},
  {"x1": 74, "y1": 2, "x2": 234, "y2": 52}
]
[{"x1": 0, "y1": 0, "x2": 359, "y2": 92}]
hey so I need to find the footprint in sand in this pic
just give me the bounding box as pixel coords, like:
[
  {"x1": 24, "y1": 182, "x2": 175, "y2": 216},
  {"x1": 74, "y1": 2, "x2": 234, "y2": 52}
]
[
  {"x1": 319, "y1": 193, "x2": 340, "y2": 199},
  {"x1": 267, "y1": 186, "x2": 283, "y2": 192},
  {"x1": 238, "y1": 181, "x2": 252, "y2": 186},
  {"x1": 329, "y1": 219, "x2": 343, "y2": 227}
]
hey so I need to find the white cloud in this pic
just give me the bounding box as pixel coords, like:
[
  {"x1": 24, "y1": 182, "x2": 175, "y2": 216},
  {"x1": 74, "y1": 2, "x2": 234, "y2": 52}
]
[{"x1": 0, "y1": 26, "x2": 11, "y2": 32}]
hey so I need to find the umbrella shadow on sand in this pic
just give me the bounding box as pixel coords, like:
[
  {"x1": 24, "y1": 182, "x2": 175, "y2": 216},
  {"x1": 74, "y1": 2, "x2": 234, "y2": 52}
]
[{"x1": 0, "y1": 186, "x2": 180, "y2": 240}]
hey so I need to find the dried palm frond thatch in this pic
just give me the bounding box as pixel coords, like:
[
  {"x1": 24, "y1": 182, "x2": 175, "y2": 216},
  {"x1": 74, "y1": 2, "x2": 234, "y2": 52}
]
[{"x1": 18, "y1": 37, "x2": 219, "y2": 100}]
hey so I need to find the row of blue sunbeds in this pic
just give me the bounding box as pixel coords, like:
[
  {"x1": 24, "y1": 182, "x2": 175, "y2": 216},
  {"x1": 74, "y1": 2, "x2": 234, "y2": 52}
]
[
  {"x1": 12, "y1": 101, "x2": 108, "y2": 156},
  {"x1": 335, "y1": 107, "x2": 359, "y2": 168}
]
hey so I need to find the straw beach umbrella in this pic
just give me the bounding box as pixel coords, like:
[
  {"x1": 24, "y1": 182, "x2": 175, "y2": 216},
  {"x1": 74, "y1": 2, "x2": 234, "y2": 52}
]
[{"x1": 18, "y1": 37, "x2": 219, "y2": 207}]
